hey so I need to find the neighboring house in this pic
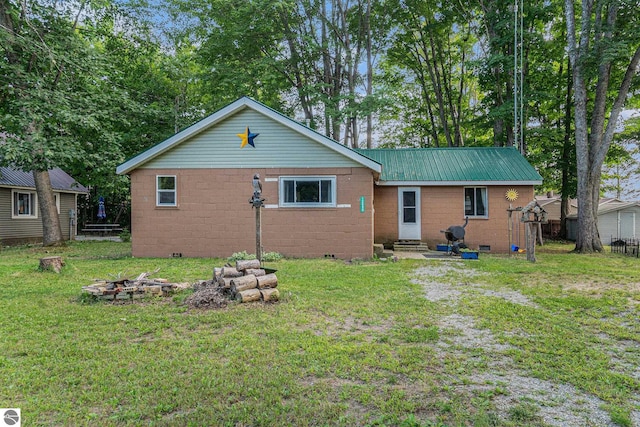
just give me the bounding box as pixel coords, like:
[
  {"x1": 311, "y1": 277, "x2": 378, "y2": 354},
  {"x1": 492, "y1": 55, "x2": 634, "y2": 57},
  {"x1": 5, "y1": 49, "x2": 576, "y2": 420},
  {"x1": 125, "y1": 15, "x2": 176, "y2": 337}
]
[
  {"x1": 117, "y1": 97, "x2": 542, "y2": 258},
  {"x1": 566, "y1": 199, "x2": 640, "y2": 242},
  {"x1": 0, "y1": 167, "x2": 89, "y2": 245},
  {"x1": 534, "y1": 194, "x2": 577, "y2": 237}
]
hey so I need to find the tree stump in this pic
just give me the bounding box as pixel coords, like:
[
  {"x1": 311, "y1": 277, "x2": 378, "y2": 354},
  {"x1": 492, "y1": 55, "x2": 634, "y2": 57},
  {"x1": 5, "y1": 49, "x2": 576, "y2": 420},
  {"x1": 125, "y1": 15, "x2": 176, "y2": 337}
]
[{"x1": 39, "y1": 256, "x2": 64, "y2": 273}]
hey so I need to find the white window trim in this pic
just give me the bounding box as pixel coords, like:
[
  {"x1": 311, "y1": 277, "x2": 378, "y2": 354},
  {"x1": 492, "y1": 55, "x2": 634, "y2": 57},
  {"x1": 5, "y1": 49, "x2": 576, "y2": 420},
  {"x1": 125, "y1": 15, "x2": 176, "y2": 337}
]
[
  {"x1": 279, "y1": 176, "x2": 337, "y2": 208},
  {"x1": 12, "y1": 190, "x2": 38, "y2": 219},
  {"x1": 464, "y1": 186, "x2": 488, "y2": 218},
  {"x1": 53, "y1": 192, "x2": 61, "y2": 214},
  {"x1": 156, "y1": 175, "x2": 177, "y2": 207}
]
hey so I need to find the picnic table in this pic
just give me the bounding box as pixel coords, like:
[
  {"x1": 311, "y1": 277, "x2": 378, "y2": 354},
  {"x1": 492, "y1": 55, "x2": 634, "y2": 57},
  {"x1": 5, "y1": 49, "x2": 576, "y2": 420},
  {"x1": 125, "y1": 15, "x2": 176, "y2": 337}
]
[{"x1": 81, "y1": 223, "x2": 123, "y2": 235}]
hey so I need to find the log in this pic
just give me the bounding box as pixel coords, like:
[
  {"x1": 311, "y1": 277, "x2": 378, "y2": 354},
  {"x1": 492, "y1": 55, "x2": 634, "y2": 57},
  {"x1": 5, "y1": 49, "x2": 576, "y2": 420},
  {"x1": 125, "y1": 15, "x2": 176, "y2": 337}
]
[
  {"x1": 260, "y1": 288, "x2": 280, "y2": 302},
  {"x1": 235, "y1": 259, "x2": 261, "y2": 271},
  {"x1": 221, "y1": 267, "x2": 243, "y2": 278},
  {"x1": 213, "y1": 267, "x2": 222, "y2": 280},
  {"x1": 236, "y1": 288, "x2": 261, "y2": 303},
  {"x1": 39, "y1": 256, "x2": 64, "y2": 273},
  {"x1": 244, "y1": 268, "x2": 266, "y2": 277},
  {"x1": 256, "y1": 273, "x2": 278, "y2": 289},
  {"x1": 230, "y1": 274, "x2": 257, "y2": 294},
  {"x1": 218, "y1": 277, "x2": 234, "y2": 290}
]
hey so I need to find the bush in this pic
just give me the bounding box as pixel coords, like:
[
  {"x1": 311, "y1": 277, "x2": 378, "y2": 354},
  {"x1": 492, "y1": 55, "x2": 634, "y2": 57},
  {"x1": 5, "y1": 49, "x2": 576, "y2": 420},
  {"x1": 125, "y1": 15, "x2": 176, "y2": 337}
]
[{"x1": 119, "y1": 228, "x2": 131, "y2": 242}]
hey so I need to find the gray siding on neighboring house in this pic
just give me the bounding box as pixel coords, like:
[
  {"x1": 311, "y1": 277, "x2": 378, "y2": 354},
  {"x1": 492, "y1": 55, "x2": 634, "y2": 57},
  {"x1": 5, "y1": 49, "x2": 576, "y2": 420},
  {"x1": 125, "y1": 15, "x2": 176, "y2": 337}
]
[
  {"x1": 0, "y1": 187, "x2": 42, "y2": 241},
  {"x1": 59, "y1": 193, "x2": 77, "y2": 239},
  {"x1": 599, "y1": 208, "x2": 639, "y2": 240},
  {"x1": 566, "y1": 205, "x2": 640, "y2": 242},
  {"x1": 0, "y1": 188, "x2": 79, "y2": 243}
]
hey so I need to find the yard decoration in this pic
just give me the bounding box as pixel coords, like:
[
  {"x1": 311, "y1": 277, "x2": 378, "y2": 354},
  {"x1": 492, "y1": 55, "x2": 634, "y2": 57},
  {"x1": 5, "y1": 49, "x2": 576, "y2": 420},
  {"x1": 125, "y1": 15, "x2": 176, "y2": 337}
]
[
  {"x1": 237, "y1": 127, "x2": 259, "y2": 148},
  {"x1": 520, "y1": 200, "x2": 548, "y2": 263},
  {"x1": 249, "y1": 174, "x2": 265, "y2": 262}
]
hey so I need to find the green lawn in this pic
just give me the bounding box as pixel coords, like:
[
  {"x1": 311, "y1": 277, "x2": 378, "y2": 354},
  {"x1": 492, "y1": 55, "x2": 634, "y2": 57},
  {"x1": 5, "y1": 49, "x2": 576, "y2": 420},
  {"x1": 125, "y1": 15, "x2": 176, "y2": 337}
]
[{"x1": 0, "y1": 241, "x2": 638, "y2": 426}]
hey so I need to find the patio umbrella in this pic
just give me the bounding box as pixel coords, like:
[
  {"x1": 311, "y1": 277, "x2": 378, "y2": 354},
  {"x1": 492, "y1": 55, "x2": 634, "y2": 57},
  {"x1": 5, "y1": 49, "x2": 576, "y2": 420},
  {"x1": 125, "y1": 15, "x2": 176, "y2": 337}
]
[{"x1": 97, "y1": 196, "x2": 106, "y2": 220}]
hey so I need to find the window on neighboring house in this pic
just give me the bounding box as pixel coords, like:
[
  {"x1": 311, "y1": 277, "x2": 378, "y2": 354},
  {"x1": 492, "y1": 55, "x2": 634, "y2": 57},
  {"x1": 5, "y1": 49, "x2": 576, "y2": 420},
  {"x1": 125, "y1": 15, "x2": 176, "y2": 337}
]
[
  {"x1": 157, "y1": 175, "x2": 177, "y2": 206},
  {"x1": 279, "y1": 176, "x2": 336, "y2": 207},
  {"x1": 12, "y1": 190, "x2": 37, "y2": 218},
  {"x1": 464, "y1": 187, "x2": 488, "y2": 217},
  {"x1": 53, "y1": 193, "x2": 60, "y2": 214}
]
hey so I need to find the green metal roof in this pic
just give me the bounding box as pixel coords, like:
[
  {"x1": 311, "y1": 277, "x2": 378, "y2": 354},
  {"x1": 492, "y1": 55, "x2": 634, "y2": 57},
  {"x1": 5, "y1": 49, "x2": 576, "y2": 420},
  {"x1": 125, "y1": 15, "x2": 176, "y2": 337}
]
[{"x1": 356, "y1": 147, "x2": 542, "y2": 185}]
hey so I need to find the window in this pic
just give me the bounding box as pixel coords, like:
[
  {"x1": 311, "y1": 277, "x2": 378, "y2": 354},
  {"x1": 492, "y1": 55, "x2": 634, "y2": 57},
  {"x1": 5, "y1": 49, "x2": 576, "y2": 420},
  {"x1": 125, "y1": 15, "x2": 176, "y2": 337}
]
[
  {"x1": 53, "y1": 193, "x2": 60, "y2": 214},
  {"x1": 464, "y1": 187, "x2": 487, "y2": 217},
  {"x1": 12, "y1": 190, "x2": 37, "y2": 218},
  {"x1": 157, "y1": 175, "x2": 177, "y2": 206},
  {"x1": 279, "y1": 176, "x2": 336, "y2": 207}
]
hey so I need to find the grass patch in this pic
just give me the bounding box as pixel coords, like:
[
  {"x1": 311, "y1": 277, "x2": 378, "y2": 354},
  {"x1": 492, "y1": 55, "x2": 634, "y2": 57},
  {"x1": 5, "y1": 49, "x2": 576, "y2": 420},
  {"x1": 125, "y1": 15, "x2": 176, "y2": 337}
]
[{"x1": 0, "y1": 241, "x2": 638, "y2": 426}]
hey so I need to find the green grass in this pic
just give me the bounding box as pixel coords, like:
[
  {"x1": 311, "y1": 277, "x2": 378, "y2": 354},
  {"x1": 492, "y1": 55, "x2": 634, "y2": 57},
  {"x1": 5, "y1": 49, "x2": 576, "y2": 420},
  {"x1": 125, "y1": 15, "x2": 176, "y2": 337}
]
[{"x1": 0, "y1": 241, "x2": 638, "y2": 426}]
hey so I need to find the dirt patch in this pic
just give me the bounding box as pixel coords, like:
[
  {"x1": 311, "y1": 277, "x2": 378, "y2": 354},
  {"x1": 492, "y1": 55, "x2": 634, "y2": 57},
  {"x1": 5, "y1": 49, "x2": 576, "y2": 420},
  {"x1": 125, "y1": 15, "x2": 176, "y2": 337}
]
[{"x1": 563, "y1": 281, "x2": 640, "y2": 293}]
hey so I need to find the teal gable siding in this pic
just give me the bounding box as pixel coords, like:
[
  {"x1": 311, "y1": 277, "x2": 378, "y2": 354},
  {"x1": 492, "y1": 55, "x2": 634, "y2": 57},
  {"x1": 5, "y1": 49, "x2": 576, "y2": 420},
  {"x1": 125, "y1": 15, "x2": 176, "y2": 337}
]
[{"x1": 143, "y1": 109, "x2": 363, "y2": 169}]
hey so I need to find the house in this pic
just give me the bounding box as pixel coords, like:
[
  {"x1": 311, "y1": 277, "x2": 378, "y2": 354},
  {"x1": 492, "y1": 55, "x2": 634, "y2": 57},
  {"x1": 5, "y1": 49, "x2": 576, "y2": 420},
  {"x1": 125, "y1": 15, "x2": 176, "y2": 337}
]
[
  {"x1": 566, "y1": 199, "x2": 640, "y2": 242},
  {"x1": 534, "y1": 194, "x2": 577, "y2": 237},
  {"x1": 0, "y1": 167, "x2": 89, "y2": 245},
  {"x1": 117, "y1": 97, "x2": 542, "y2": 259}
]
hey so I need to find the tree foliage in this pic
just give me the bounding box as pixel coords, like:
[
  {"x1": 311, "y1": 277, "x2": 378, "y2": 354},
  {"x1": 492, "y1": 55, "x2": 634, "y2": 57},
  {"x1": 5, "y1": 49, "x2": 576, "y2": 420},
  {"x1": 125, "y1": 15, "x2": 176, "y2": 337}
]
[{"x1": 2, "y1": 0, "x2": 639, "y2": 249}]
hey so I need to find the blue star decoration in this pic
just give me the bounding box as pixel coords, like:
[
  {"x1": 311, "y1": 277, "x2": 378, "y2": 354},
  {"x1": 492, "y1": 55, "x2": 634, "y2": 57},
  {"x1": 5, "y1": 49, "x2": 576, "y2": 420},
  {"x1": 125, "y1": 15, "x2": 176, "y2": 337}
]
[{"x1": 237, "y1": 127, "x2": 259, "y2": 148}]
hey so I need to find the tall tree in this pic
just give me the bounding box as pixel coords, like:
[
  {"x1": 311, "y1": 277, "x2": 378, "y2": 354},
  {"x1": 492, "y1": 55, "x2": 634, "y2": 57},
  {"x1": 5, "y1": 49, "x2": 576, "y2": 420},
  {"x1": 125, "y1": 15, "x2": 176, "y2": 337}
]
[
  {"x1": 0, "y1": 0, "x2": 94, "y2": 245},
  {"x1": 564, "y1": 0, "x2": 640, "y2": 252}
]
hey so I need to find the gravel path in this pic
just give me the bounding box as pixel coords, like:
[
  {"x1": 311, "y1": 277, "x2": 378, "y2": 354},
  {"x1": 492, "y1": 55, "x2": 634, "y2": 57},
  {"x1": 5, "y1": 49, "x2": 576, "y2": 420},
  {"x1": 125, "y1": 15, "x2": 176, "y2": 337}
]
[{"x1": 413, "y1": 262, "x2": 639, "y2": 427}]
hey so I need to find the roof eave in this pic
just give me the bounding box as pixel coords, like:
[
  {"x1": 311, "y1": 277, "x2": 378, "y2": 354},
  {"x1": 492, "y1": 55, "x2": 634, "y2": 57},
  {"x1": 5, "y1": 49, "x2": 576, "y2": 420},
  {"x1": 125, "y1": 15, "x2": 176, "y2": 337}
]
[{"x1": 376, "y1": 180, "x2": 543, "y2": 186}]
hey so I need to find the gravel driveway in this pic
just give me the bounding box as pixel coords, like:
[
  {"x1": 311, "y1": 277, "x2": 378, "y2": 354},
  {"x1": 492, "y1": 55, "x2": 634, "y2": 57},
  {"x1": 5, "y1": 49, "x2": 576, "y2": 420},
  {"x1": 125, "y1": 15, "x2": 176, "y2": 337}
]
[{"x1": 412, "y1": 262, "x2": 639, "y2": 427}]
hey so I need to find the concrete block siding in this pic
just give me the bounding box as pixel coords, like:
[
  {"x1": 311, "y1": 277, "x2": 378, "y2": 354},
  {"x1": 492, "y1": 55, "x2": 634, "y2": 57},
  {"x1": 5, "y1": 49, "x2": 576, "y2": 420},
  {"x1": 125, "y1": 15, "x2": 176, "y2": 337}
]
[{"x1": 130, "y1": 167, "x2": 375, "y2": 259}]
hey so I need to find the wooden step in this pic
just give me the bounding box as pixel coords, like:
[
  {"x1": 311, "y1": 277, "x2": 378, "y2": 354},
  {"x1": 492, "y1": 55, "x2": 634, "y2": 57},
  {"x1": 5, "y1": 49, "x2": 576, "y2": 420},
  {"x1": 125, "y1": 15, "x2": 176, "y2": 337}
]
[{"x1": 393, "y1": 240, "x2": 430, "y2": 252}]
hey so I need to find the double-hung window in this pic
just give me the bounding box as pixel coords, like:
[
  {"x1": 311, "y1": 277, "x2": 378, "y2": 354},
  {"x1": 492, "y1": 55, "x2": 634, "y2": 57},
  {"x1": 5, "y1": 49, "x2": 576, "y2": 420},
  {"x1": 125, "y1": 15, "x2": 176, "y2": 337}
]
[
  {"x1": 279, "y1": 176, "x2": 336, "y2": 207},
  {"x1": 157, "y1": 175, "x2": 177, "y2": 206},
  {"x1": 12, "y1": 190, "x2": 37, "y2": 218},
  {"x1": 464, "y1": 187, "x2": 488, "y2": 217}
]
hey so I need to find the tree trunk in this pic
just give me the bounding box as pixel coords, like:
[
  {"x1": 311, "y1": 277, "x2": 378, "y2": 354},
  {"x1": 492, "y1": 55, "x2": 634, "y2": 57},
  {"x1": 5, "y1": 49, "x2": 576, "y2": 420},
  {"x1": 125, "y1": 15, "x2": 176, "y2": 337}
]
[
  {"x1": 33, "y1": 170, "x2": 64, "y2": 247},
  {"x1": 564, "y1": 0, "x2": 640, "y2": 253}
]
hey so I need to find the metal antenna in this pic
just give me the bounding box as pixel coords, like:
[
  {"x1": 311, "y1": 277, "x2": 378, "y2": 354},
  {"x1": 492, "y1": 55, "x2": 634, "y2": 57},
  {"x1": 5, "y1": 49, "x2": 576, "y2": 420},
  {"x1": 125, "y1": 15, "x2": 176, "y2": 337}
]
[{"x1": 514, "y1": 0, "x2": 525, "y2": 154}]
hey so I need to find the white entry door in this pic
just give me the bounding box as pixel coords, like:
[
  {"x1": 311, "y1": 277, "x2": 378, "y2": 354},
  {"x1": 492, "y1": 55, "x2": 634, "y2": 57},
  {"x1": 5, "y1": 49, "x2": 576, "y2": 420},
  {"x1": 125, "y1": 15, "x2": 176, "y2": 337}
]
[{"x1": 398, "y1": 187, "x2": 421, "y2": 240}]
